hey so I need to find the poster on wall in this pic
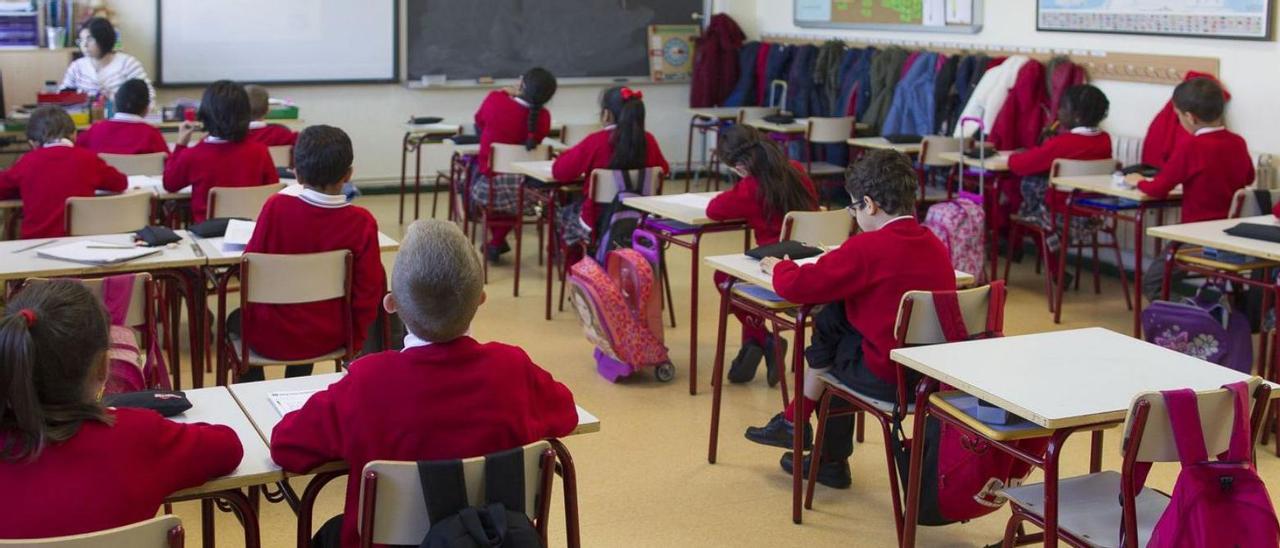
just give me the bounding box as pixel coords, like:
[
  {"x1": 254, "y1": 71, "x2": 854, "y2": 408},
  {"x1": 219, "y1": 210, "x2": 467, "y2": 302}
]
[{"x1": 1037, "y1": 0, "x2": 1273, "y2": 41}]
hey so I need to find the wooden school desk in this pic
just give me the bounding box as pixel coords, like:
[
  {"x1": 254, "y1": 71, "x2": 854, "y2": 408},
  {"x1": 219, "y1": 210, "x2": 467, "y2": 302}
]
[
  {"x1": 847, "y1": 136, "x2": 923, "y2": 156},
  {"x1": 684, "y1": 108, "x2": 743, "y2": 192},
  {"x1": 621, "y1": 192, "x2": 749, "y2": 395},
  {"x1": 703, "y1": 252, "x2": 973, "y2": 525},
  {"x1": 509, "y1": 160, "x2": 583, "y2": 319},
  {"x1": 891, "y1": 327, "x2": 1277, "y2": 547},
  {"x1": 1050, "y1": 174, "x2": 1182, "y2": 335},
  {"x1": 399, "y1": 122, "x2": 462, "y2": 223}
]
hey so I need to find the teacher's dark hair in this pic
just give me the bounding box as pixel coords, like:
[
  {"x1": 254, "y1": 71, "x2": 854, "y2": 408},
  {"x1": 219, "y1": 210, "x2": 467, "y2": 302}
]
[
  {"x1": 81, "y1": 17, "x2": 116, "y2": 54},
  {"x1": 198, "y1": 80, "x2": 251, "y2": 142}
]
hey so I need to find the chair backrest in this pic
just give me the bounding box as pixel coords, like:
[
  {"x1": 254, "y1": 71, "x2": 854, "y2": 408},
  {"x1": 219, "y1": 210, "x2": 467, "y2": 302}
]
[
  {"x1": 98, "y1": 152, "x2": 166, "y2": 176},
  {"x1": 781, "y1": 210, "x2": 852, "y2": 247},
  {"x1": 1229, "y1": 187, "x2": 1280, "y2": 218},
  {"x1": 1124, "y1": 377, "x2": 1266, "y2": 463},
  {"x1": 241, "y1": 250, "x2": 351, "y2": 305},
  {"x1": 589, "y1": 168, "x2": 664, "y2": 203},
  {"x1": 358, "y1": 441, "x2": 556, "y2": 546},
  {"x1": 267, "y1": 145, "x2": 293, "y2": 168},
  {"x1": 919, "y1": 136, "x2": 961, "y2": 168},
  {"x1": 735, "y1": 107, "x2": 778, "y2": 125},
  {"x1": 1049, "y1": 158, "x2": 1119, "y2": 178},
  {"x1": 207, "y1": 184, "x2": 283, "y2": 220},
  {"x1": 491, "y1": 143, "x2": 550, "y2": 174},
  {"x1": 558, "y1": 123, "x2": 603, "y2": 148},
  {"x1": 805, "y1": 116, "x2": 856, "y2": 144},
  {"x1": 65, "y1": 192, "x2": 152, "y2": 236},
  {"x1": 26, "y1": 274, "x2": 150, "y2": 328},
  {"x1": 894, "y1": 282, "x2": 1006, "y2": 346},
  {"x1": 0, "y1": 515, "x2": 184, "y2": 547}
]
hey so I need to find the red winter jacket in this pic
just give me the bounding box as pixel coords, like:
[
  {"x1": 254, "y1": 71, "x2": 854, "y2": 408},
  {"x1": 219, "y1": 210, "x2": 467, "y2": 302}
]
[
  {"x1": 690, "y1": 14, "x2": 744, "y2": 107},
  {"x1": 1046, "y1": 60, "x2": 1086, "y2": 129},
  {"x1": 991, "y1": 60, "x2": 1047, "y2": 151},
  {"x1": 1142, "y1": 71, "x2": 1229, "y2": 168}
]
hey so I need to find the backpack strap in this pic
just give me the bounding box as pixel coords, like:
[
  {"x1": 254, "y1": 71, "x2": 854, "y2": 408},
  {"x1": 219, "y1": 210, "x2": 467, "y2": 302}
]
[
  {"x1": 100, "y1": 274, "x2": 137, "y2": 326},
  {"x1": 1162, "y1": 388, "x2": 1210, "y2": 466},
  {"x1": 483, "y1": 446, "x2": 527, "y2": 514},
  {"x1": 986, "y1": 281, "x2": 1006, "y2": 336},
  {"x1": 418, "y1": 460, "x2": 470, "y2": 524},
  {"x1": 1219, "y1": 381, "x2": 1253, "y2": 463},
  {"x1": 930, "y1": 291, "x2": 970, "y2": 343}
]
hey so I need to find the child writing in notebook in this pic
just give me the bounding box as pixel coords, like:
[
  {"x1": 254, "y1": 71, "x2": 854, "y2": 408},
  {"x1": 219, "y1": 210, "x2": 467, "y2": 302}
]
[
  {"x1": 470, "y1": 67, "x2": 557, "y2": 263},
  {"x1": 551, "y1": 86, "x2": 670, "y2": 256},
  {"x1": 743, "y1": 150, "x2": 955, "y2": 489},
  {"x1": 74, "y1": 78, "x2": 168, "y2": 155},
  {"x1": 163, "y1": 80, "x2": 279, "y2": 223},
  {"x1": 707, "y1": 125, "x2": 819, "y2": 386},
  {"x1": 231, "y1": 125, "x2": 385, "y2": 383},
  {"x1": 244, "y1": 84, "x2": 297, "y2": 147},
  {"x1": 0, "y1": 280, "x2": 243, "y2": 539},
  {"x1": 0, "y1": 106, "x2": 126, "y2": 239},
  {"x1": 1127, "y1": 77, "x2": 1254, "y2": 301},
  {"x1": 271, "y1": 219, "x2": 577, "y2": 548}
]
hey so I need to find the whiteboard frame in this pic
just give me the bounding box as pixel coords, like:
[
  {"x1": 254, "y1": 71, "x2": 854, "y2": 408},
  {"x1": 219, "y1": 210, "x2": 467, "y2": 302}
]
[
  {"x1": 793, "y1": 0, "x2": 983, "y2": 34},
  {"x1": 154, "y1": 0, "x2": 400, "y2": 87}
]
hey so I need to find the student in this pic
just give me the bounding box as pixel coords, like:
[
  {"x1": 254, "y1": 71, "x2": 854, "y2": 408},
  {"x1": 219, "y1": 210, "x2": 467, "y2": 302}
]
[
  {"x1": 551, "y1": 86, "x2": 670, "y2": 250},
  {"x1": 163, "y1": 80, "x2": 279, "y2": 223},
  {"x1": 233, "y1": 125, "x2": 386, "y2": 383},
  {"x1": 469, "y1": 67, "x2": 557, "y2": 262},
  {"x1": 271, "y1": 219, "x2": 578, "y2": 548},
  {"x1": 1009, "y1": 84, "x2": 1113, "y2": 278},
  {"x1": 0, "y1": 280, "x2": 242, "y2": 539},
  {"x1": 707, "y1": 125, "x2": 819, "y2": 386},
  {"x1": 74, "y1": 78, "x2": 169, "y2": 155},
  {"x1": 1128, "y1": 78, "x2": 1255, "y2": 300},
  {"x1": 244, "y1": 84, "x2": 297, "y2": 147},
  {"x1": 743, "y1": 150, "x2": 955, "y2": 488},
  {"x1": 0, "y1": 106, "x2": 127, "y2": 239}
]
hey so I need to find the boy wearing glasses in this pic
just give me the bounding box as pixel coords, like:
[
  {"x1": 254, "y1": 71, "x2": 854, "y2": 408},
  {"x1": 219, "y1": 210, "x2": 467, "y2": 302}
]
[{"x1": 744, "y1": 150, "x2": 956, "y2": 489}]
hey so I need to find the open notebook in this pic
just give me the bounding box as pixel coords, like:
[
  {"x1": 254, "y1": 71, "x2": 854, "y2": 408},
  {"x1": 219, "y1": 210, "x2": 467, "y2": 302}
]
[
  {"x1": 269, "y1": 389, "x2": 322, "y2": 416},
  {"x1": 221, "y1": 219, "x2": 256, "y2": 253},
  {"x1": 37, "y1": 240, "x2": 160, "y2": 265}
]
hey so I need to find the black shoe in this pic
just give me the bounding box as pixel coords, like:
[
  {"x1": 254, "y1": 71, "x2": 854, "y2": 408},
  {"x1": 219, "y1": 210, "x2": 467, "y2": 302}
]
[
  {"x1": 780, "y1": 452, "x2": 851, "y2": 489},
  {"x1": 727, "y1": 342, "x2": 764, "y2": 384},
  {"x1": 763, "y1": 336, "x2": 787, "y2": 388},
  {"x1": 484, "y1": 241, "x2": 511, "y2": 263},
  {"x1": 744, "y1": 412, "x2": 812, "y2": 450}
]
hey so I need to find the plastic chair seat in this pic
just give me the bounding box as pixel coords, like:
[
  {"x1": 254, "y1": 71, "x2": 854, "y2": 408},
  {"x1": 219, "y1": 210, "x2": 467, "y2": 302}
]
[
  {"x1": 229, "y1": 333, "x2": 345, "y2": 367},
  {"x1": 818, "y1": 371, "x2": 914, "y2": 414},
  {"x1": 731, "y1": 284, "x2": 797, "y2": 310},
  {"x1": 1002, "y1": 471, "x2": 1169, "y2": 548}
]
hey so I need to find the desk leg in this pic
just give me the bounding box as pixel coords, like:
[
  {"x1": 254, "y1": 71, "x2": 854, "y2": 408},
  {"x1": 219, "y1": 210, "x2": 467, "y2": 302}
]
[
  {"x1": 791, "y1": 306, "x2": 809, "y2": 525},
  {"x1": 1053, "y1": 192, "x2": 1075, "y2": 323},
  {"x1": 689, "y1": 232, "x2": 702, "y2": 395},
  {"x1": 413, "y1": 136, "x2": 424, "y2": 221},
  {"x1": 545, "y1": 187, "x2": 559, "y2": 321},
  {"x1": 901, "y1": 378, "x2": 937, "y2": 547},
  {"x1": 685, "y1": 117, "x2": 697, "y2": 193},
  {"x1": 1089, "y1": 430, "x2": 1104, "y2": 473},
  {"x1": 202, "y1": 499, "x2": 215, "y2": 548},
  {"x1": 1133, "y1": 205, "x2": 1146, "y2": 338},
  {"x1": 708, "y1": 278, "x2": 733, "y2": 463}
]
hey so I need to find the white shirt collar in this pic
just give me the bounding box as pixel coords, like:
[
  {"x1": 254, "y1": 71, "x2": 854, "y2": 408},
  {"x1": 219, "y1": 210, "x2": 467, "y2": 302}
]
[
  {"x1": 880, "y1": 215, "x2": 914, "y2": 228},
  {"x1": 203, "y1": 135, "x2": 229, "y2": 143},
  {"x1": 403, "y1": 331, "x2": 469, "y2": 350},
  {"x1": 603, "y1": 124, "x2": 617, "y2": 131},
  {"x1": 298, "y1": 187, "x2": 349, "y2": 209},
  {"x1": 248, "y1": 120, "x2": 267, "y2": 130},
  {"x1": 512, "y1": 96, "x2": 531, "y2": 108},
  {"x1": 1195, "y1": 126, "x2": 1227, "y2": 136},
  {"x1": 1069, "y1": 126, "x2": 1102, "y2": 136},
  {"x1": 42, "y1": 138, "x2": 73, "y2": 148},
  {"x1": 110, "y1": 112, "x2": 147, "y2": 123}
]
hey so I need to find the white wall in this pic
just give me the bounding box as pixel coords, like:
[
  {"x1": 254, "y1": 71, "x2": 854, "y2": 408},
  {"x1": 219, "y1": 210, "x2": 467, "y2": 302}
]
[{"x1": 742, "y1": 0, "x2": 1280, "y2": 156}]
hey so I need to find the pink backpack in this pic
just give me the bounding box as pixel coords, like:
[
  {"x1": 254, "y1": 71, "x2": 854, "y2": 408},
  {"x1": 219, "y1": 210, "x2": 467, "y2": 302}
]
[
  {"x1": 101, "y1": 274, "x2": 171, "y2": 395},
  {"x1": 923, "y1": 194, "x2": 987, "y2": 284},
  {"x1": 1134, "y1": 382, "x2": 1280, "y2": 548}
]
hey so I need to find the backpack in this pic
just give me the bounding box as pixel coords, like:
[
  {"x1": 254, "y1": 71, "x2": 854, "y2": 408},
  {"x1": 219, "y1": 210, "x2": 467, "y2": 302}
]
[
  {"x1": 101, "y1": 274, "x2": 171, "y2": 395},
  {"x1": 1142, "y1": 287, "x2": 1253, "y2": 374},
  {"x1": 923, "y1": 194, "x2": 987, "y2": 284},
  {"x1": 590, "y1": 169, "x2": 662, "y2": 264},
  {"x1": 419, "y1": 447, "x2": 543, "y2": 548},
  {"x1": 1133, "y1": 382, "x2": 1280, "y2": 548}
]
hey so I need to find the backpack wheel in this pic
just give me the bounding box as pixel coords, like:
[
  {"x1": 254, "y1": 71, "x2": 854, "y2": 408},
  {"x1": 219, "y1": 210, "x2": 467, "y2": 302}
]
[{"x1": 654, "y1": 362, "x2": 675, "y2": 382}]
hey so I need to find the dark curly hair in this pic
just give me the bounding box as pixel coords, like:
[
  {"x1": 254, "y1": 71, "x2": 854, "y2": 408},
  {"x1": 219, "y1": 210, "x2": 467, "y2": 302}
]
[{"x1": 844, "y1": 149, "x2": 917, "y2": 216}]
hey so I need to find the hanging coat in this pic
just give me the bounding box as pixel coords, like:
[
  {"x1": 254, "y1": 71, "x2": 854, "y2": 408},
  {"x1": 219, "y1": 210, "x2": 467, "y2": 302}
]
[
  {"x1": 932, "y1": 55, "x2": 960, "y2": 135},
  {"x1": 864, "y1": 47, "x2": 909, "y2": 134},
  {"x1": 761, "y1": 44, "x2": 793, "y2": 108},
  {"x1": 722, "y1": 41, "x2": 761, "y2": 107},
  {"x1": 753, "y1": 42, "x2": 771, "y2": 106},
  {"x1": 953, "y1": 55, "x2": 1030, "y2": 138},
  {"x1": 813, "y1": 40, "x2": 846, "y2": 117},
  {"x1": 690, "y1": 14, "x2": 745, "y2": 107},
  {"x1": 1141, "y1": 71, "x2": 1230, "y2": 168},
  {"x1": 882, "y1": 52, "x2": 940, "y2": 137},
  {"x1": 785, "y1": 44, "x2": 818, "y2": 118},
  {"x1": 990, "y1": 59, "x2": 1047, "y2": 150},
  {"x1": 835, "y1": 48, "x2": 864, "y2": 117},
  {"x1": 1044, "y1": 57, "x2": 1087, "y2": 130},
  {"x1": 851, "y1": 47, "x2": 876, "y2": 121}
]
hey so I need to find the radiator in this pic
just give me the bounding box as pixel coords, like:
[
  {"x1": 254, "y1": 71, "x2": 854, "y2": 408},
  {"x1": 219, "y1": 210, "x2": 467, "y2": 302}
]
[{"x1": 1111, "y1": 134, "x2": 1143, "y2": 167}]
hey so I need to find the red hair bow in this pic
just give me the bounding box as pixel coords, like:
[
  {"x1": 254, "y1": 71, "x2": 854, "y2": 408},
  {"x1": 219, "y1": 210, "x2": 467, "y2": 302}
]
[{"x1": 620, "y1": 87, "x2": 643, "y2": 101}]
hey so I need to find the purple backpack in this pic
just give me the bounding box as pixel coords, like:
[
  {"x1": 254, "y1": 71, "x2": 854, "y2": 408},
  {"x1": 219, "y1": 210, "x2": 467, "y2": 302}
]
[
  {"x1": 1141, "y1": 290, "x2": 1253, "y2": 374},
  {"x1": 1133, "y1": 382, "x2": 1280, "y2": 548}
]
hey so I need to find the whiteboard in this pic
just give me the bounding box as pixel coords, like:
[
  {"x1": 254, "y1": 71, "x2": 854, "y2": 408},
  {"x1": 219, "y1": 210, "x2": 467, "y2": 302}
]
[{"x1": 156, "y1": 0, "x2": 397, "y2": 86}]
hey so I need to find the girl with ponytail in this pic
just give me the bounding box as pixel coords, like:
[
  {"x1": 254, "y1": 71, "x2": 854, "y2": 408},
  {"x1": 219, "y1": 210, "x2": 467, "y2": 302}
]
[
  {"x1": 551, "y1": 86, "x2": 670, "y2": 252},
  {"x1": 707, "y1": 125, "x2": 819, "y2": 386},
  {"x1": 0, "y1": 280, "x2": 242, "y2": 539},
  {"x1": 471, "y1": 67, "x2": 558, "y2": 263}
]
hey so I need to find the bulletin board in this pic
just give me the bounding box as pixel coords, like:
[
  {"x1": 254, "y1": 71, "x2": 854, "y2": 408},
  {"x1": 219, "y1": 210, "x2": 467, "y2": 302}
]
[{"x1": 794, "y1": 0, "x2": 983, "y2": 34}]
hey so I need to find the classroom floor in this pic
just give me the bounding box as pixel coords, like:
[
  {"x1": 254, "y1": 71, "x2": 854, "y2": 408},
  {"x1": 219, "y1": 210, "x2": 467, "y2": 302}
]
[{"x1": 167, "y1": 191, "x2": 1280, "y2": 548}]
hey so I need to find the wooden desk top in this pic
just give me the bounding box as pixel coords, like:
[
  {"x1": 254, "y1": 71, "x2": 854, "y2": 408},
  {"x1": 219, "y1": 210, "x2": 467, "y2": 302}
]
[
  {"x1": 168, "y1": 387, "x2": 282, "y2": 497},
  {"x1": 0, "y1": 231, "x2": 206, "y2": 282},
  {"x1": 0, "y1": 198, "x2": 19, "y2": 210},
  {"x1": 1147, "y1": 214, "x2": 1280, "y2": 262},
  {"x1": 197, "y1": 229, "x2": 399, "y2": 267},
  {"x1": 847, "y1": 137, "x2": 923, "y2": 154},
  {"x1": 622, "y1": 192, "x2": 723, "y2": 226},
  {"x1": 890, "y1": 327, "x2": 1271, "y2": 429},
  {"x1": 687, "y1": 107, "x2": 744, "y2": 120},
  {"x1": 403, "y1": 122, "x2": 462, "y2": 136},
  {"x1": 938, "y1": 151, "x2": 1010, "y2": 172},
  {"x1": 1050, "y1": 174, "x2": 1182, "y2": 202},
  {"x1": 508, "y1": 160, "x2": 566, "y2": 183},
  {"x1": 704, "y1": 253, "x2": 974, "y2": 291}
]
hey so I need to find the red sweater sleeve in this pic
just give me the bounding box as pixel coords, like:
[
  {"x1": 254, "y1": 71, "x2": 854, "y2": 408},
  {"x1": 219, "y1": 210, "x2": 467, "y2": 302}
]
[
  {"x1": 1008, "y1": 138, "x2": 1063, "y2": 177},
  {"x1": 550, "y1": 136, "x2": 596, "y2": 182},
  {"x1": 771, "y1": 239, "x2": 868, "y2": 304},
  {"x1": 147, "y1": 413, "x2": 243, "y2": 492},
  {"x1": 162, "y1": 150, "x2": 189, "y2": 192},
  {"x1": 706, "y1": 178, "x2": 757, "y2": 221},
  {"x1": 521, "y1": 353, "x2": 578, "y2": 438},
  {"x1": 94, "y1": 156, "x2": 128, "y2": 193},
  {"x1": 270, "y1": 375, "x2": 351, "y2": 472},
  {"x1": 349, "y1": 216, "x2": 387, "y2": 351},
  {"x1": 1138, "y1": 142, "x2": 1193, "y2": 199}
]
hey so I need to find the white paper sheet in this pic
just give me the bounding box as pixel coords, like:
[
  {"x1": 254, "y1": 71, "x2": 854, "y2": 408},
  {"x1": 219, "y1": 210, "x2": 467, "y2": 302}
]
[
  {"x1": 269, "y1": 389, "x2": 321, "y2": 416},
  {"x1": 37, "y1": 240, "x2": 161, "y2": 265},
  {"x1": 924, "y1": 0, "x2": 946, "y2": 26},
  {"x1": 946, "y1": 0, "x2": 973, "y2": 24},
  {"x1": 655, "y1": 193, "x2": 714, "y2": 210},
  {"x1": 222, "y1": 220, "x2": 256, "y2": 252},
  {"x1": 127, "y1": 175, "x2": 164, "y2": 193}
]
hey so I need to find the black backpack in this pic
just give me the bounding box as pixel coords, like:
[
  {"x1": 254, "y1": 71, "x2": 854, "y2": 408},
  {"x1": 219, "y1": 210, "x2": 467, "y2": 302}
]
[{"x1": 419, "y1": 447, "x2": 543, "y2": 548}]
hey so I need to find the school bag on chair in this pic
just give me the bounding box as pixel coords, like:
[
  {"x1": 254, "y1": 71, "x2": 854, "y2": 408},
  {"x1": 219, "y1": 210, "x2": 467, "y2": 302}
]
[
  {"x1": 923, "y1": 194, "x2": 987, "y2": 285},
  {"x1": 1142, "y1": 285, "x2": 1253, "y2": 374},
  {"x1": 1131, "y1": 382, "x2": 1279, "y2": 548},
  {"x1": 101, "y1": 274, "x2": 171, "y2": 395},
  {"x1": 420, "y1": 448, "x2": 543, "y2": 548},
  {"x1": 590, "y1": 168, "x2": 662, "y2": 264}
]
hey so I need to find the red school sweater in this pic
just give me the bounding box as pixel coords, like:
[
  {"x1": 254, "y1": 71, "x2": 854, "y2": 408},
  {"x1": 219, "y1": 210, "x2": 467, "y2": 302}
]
[
  {"x1": 705, "y1": 161, "x2": 818, "y2": 246},
  {"x1": 242, "y1": 191, "x2": 386, "y2": 360},
  {"x1": 550, "y1": 128, "x2": 671, "y2": 227},
  {"x1": 0, "y1": 144, "x2": 127, "y2": 239},
  {"x1": 474, "y1": 90, "x2": 552, "y2": 177},
  {"x1": 246, "y1": 122, "x2": 298, "y2": 147},
  {"x1": 163, "y1": 138, "x2": 278, "y2": 222},
  {"x1": 74, "y1": 116, "x2": 169, "y2": 155},
  {"x1": 771, "y1": 218, "x2": 957, "y2": 382},
  {"x1": 0, "y1": 408, "x2": 242, "y2": 539},
  {"x1": 1137, "y1": 127, "x2": 1254, "y2": 223},
  {"x1": 270, "y1": 337, "x2": 578, "y2": 548},
  {"x1": 1008, "y1": 129, "x2": 1113, "y2": 212}
]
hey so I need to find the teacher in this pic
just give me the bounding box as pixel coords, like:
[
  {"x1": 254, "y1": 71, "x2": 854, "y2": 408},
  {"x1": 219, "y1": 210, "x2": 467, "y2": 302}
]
[{"x1": 59, "y1": 17, "x2": 153, "y2": 101}]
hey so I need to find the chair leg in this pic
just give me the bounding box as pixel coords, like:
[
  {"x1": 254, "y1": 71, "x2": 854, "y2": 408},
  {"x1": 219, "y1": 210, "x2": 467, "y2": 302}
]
[
  {"x1": 878, "y1": 411, "x2": 907, "y2": 543},
  {"x1": 1001, "y1": 510, "x2": 1027, "y2": 548},
  {"x1": 805, "y1": 389, "x2": 836, "y2": 509},
  {"x1": 707, "y1": 286, "x2": 733, "y2": 464},
  {"x1": 1039, "y1": 232, "x2": 1056, "y2": 314},
  {"x1": 1003, "y1": 223, "x2": 1019, "y2": 282},
  {"x1": 855, "y1": 410, "x2": 865, "y2": 443}
]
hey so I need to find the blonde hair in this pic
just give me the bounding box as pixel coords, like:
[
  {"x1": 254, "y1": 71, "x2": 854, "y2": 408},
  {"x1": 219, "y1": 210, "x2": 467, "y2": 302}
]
[
  {"x1": 245, "y1": 84, "x2": 270, "y2": 120},
  {"x1": 392, "y1": 220, "x2": 484, "y2": 342}
]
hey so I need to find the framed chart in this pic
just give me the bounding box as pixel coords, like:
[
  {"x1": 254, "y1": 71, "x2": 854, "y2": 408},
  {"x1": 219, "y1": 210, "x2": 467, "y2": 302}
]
[
  {"x1": 794, "y1": 0, "x2": 984, "y2": 34},
  {"x1": 1037, "y1": 0, "x2": 1273, "y2": 41}
]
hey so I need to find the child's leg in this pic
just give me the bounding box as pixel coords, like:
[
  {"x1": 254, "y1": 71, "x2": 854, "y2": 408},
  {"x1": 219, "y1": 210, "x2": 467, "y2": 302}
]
[{"x1": 713, "y1": 270, "x2": 771, "y2": 346}]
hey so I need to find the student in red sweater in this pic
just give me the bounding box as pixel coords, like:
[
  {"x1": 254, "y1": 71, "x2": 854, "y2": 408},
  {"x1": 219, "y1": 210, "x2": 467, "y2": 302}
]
[
  {"x1": 233, "y1": 125, "x2": 386, "y2": 383},
  {"x1": 244, "y1": 84, "x2": 297, "y2": 147},
  {"x1": 551, "y1": 86, "x2": 670, "y2": 253},
  {"x1": 271, "y1": 219, "x2": 578, "y2": 548},
  {"x1": 744, "y1": 150, "x2": 955, "y2": 488},
  {"x1": 1010, "y1": 84, "x2": 1113, "y2": 279},
  {"x1": 0, "y1": 280, "x2": 242, "y2": 539},
  {"x1": 163, "y1": 80, "x2": 278, "y2": 223},
  {"x1": 469, "y1": 67, "x2": 557, "y2": 262},
  {"x1": 707, "y1": 125, "x2": 818, "y2": 386},
  {"x1": 0, "y1": 106, "x2": 127, "y2": 239},
  {"x1": 74, "y1": 78, "x2": 169, "y2": 155},
  {"x1": 1126, "y1": 78, "x2": 1255, "y2": 300}
]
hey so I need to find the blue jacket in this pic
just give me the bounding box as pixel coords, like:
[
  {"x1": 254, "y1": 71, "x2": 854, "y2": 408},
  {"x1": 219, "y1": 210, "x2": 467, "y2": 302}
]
[
  {"x1": 761, "y1": 44, "x2": 792, "y2": 107},
  {"x1": 723, "y1": 42, "x2": 761, "y2": 107},
  {"x1": 882, "y1": 52, "x2": 940, "y2": 136},
  {"x1": 785, "y1": 45, "x2": 818, "y2": 118}
]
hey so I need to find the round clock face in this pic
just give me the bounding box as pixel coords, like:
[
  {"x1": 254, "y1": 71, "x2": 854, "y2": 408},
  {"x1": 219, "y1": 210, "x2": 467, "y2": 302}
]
[{"x1": 663, "y1": 37, "x2": 690, "y2": 66}]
